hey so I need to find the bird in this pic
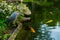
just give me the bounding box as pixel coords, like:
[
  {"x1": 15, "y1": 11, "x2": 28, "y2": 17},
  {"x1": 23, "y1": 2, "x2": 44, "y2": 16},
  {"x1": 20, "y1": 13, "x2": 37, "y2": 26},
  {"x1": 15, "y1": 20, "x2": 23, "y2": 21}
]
[
  {"x1": 7, "y1": 11, "x2": 20, "y2": 23},
  {"x1": 4, "y1": 11, "x2": 20, "y2": 28}
]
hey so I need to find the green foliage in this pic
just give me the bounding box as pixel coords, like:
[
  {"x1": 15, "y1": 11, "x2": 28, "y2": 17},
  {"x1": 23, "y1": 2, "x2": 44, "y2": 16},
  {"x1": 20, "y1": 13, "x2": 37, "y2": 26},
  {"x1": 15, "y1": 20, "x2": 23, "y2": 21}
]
[
  {"x1": 0, "y1": 1, "x2": 31, "y2": 19},
  {"x1": 23, "y1": 0, "x2": 33, "y2": 2},
  {"x1": 23, "y1": 0, "x2": 54, "y2": 6},
  {"x1": 0, "y1": 20, "x2": 7, "y2": 32},
  {"x1": 3, "y1": 34, "x2": 11, "y2": 40},
  {"x1": 34, "y1": 0, "x2": 54, "y2": 7},
  {"x1": 0, "y1": 1, "x2": 31, "y2": 40}
]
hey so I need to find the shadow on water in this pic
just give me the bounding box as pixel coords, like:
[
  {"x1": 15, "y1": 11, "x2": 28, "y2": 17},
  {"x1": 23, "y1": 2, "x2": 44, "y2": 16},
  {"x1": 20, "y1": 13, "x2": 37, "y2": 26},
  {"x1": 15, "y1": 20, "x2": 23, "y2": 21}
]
[{"x1": 34, "y1": 22, "x2": 60, "y2": 40}]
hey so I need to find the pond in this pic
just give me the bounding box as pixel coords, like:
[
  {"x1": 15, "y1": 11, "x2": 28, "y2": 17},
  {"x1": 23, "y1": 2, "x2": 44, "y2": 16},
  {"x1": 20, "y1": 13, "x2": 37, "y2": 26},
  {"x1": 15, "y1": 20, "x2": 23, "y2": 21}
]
[{"x1": 34, "y1": 22, "x2": 60, "y2": 40}]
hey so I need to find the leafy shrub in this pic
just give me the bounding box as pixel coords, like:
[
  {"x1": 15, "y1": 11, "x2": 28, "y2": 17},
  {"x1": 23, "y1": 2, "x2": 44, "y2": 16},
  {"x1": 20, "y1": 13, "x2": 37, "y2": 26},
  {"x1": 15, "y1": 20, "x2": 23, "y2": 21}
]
[{"x1": 0, "y1": 1, "x2": 31, "y2": 40}]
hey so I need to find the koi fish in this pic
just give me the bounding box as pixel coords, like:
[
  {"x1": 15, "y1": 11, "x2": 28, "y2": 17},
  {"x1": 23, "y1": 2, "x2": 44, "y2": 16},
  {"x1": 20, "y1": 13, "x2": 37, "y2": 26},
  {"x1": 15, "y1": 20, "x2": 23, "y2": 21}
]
[
  {"x1": 29, "y1": 27, "x2": 36, "y2": 33},
  {"x1": 46, "y1": 20, "x2": 53, "y2": 23}
]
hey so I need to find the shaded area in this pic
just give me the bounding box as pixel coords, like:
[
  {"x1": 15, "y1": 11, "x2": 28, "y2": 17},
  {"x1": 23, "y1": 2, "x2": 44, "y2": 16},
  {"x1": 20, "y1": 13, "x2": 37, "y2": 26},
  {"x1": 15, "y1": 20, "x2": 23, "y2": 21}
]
[
  {"x1": 13, "y1": 0, "x2": 60, "y2": 40},
  {"x1": 15, "y1": 27, "x2": 31, "y2": 40}
]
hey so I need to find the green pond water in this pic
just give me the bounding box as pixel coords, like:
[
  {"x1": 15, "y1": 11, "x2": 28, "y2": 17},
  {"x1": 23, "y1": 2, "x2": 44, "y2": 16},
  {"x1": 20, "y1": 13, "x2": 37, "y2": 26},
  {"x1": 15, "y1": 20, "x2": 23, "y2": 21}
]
[{"x1": 15, "y1": 22, "x2": 60, "y2": 40}]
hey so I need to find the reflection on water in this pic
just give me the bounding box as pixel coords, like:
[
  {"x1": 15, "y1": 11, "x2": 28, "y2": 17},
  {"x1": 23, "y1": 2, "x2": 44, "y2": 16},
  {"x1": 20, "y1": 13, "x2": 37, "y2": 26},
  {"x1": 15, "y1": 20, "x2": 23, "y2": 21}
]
[
  {"x1": 51, "y1": 22, "x2": 60, "y2": 40},
  {"x1": 34, "y1": 22, "x2": 60, "y2": 40}
]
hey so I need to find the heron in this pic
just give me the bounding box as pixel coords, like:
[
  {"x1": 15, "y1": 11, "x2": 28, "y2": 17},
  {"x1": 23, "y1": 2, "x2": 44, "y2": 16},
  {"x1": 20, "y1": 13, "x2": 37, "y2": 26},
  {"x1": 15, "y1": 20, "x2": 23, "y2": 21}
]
[
  {"x1": 7, "y1": 11, "x2": 20, "y2": 23},
  {"x1": 4, "y1": 11, "x2": 20, "y2": 28}
]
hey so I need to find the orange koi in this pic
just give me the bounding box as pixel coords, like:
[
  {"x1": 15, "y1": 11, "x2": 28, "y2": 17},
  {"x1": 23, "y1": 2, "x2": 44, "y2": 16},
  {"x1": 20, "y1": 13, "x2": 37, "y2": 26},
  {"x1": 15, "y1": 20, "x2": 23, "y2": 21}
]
[{"x1": 29, "y1": 27, "x2": 36, "y2": 33}]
